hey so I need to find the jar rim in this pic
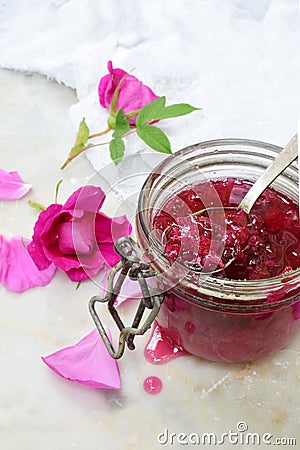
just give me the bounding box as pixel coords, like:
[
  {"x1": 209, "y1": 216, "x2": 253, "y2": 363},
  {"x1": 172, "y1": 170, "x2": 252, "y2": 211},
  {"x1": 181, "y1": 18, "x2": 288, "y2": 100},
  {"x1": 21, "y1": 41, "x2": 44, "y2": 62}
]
[{"x1": 136, "y1": 138, "x2": 300, "y2": 307}]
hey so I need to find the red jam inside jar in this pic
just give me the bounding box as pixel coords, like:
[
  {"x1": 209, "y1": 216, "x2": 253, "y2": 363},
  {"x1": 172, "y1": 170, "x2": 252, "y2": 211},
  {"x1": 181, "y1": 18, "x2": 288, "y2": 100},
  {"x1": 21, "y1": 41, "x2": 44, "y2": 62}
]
[
  {"x1": 145, "y1": 177, "x2": 300, "y2": 363},
  {"x1": 153, "y1": 178, "x2": 300, "y2": 280},
  {"x1": 136, "y1": 140, "x2": 300, "y2": 363}
]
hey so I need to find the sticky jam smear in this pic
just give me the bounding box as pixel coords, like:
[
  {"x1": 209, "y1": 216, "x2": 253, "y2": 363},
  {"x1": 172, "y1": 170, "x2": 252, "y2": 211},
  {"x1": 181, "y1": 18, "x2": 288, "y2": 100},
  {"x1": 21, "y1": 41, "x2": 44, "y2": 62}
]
[
  {"x1": 143, "y1": 375, "x2": 163, "y2": 394},
  {"x1": 144, "y1": 320, "x2": 189, "y2": 364}
]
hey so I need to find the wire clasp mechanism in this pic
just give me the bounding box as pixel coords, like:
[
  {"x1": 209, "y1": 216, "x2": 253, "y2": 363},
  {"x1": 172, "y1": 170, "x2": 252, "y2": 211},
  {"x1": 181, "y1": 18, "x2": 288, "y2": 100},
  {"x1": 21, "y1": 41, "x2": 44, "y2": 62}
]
[{"x1": 89, "y1": 236, "x2": 164, "y2": 359}]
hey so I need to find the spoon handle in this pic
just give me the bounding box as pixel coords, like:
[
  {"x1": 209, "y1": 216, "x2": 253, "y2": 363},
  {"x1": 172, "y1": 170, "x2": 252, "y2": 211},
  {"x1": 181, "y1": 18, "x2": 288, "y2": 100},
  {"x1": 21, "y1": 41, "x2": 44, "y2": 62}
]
[{"x1": 239, "y1": 134, "x2": 298, "y2": 214}]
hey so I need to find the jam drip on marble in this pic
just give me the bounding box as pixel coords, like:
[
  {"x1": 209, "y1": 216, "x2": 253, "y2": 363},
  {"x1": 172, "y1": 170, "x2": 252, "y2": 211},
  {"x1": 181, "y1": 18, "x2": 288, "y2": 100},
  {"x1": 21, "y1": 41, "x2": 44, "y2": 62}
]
[
  {"x1": 143, "y1": 376, "x2": 163, "y2": 394},
  {"x1": 144, "y1": 320, "x2": 189, "y2": 364}
]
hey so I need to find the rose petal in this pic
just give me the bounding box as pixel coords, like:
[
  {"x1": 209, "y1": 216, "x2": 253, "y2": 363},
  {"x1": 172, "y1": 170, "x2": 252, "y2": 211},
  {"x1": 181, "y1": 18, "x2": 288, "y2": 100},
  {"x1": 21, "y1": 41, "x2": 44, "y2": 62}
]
[
  {"x1": 0, "y1": 235, "x2": 56, "y2": 293},
  {"x1": 0, "y1": 169, "x2": 31, "y2": 200},
  {"x1": 117, "y1": 78, "x2": 159, "y2": 123},
  {"x1": 57, "y1": 220, "x2": 95, "y2": 255},
  {"x1": 66, "y1": 250, "x2": 105, "y2": 281},
  {"x1": 95, "y1": 212, "x2": 132, "y2": 243},
  {"x1": 65, "y1": 266, "x2": 92, "y2": 282},
  {"x1": 95, "y1": 213, "x2": 132, "y2": 267},
  {"x1": 97, "y1": 243, "x2": 120, "y2": 268},
  {"x1": 97, "y1": 267, "x2": 141, "y2": 307},
  {"x1": 42, "y1": 329, "x2": 120, "y2": 389},
  {"x1": 113, "y1": 279, "x2": 141, "y2": 307},
  {"x1": 98, "y1": 61, "x2": 128, "y2": 109},
  {"x1": 27, "y1": 204, "x2": 63, "y2": 270},
  {"x1": 37, "y1": 212, "x2": 83, "y2": 273},
  {"x1": 98, "y1": 61, "x2": 159, "y2": 125},
  {"x1": 63, "y1": 186, "x2": 105, "y2": 213},
  {"x1": 43, "y1": 249, "x2": 81, "y2": 272}
]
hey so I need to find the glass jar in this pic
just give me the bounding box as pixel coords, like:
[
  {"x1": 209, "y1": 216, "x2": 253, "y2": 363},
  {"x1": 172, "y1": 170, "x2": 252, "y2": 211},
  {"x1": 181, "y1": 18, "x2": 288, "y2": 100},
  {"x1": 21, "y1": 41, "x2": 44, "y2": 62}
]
[{"x1": 135, "y1": 138, "x2": 300, "y2": 363}]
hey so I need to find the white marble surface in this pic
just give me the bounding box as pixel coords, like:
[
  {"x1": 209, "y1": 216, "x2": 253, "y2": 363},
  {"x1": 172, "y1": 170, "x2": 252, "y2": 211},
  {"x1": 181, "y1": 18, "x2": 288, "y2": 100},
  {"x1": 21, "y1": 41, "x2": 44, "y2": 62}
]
[{"x1": 1, "y1": 69, "x2": 300, "y2": 450}]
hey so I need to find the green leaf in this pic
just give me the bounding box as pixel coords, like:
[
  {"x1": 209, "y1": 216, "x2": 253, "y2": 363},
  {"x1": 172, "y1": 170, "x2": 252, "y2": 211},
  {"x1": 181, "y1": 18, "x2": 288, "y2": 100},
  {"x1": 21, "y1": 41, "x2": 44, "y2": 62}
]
[
  {"x1": 136, "y1": 98, "x2": 200, "y2": 125},
  {"x1": 55, "y1": 179, "x2": 63, "y2": 204},
  {"x1": 136, "y1": 97, "x2": 166, "y2": 126},
  {"x1": 69, "y1": 143, "x2": 85, "y2": 158},
  {"x1": 21, "y1": 238, "x2": 28, "y2": 250},
  {"x1": 136, "y1": 125, "x2": 172, "y2": 154},
  {"x1": 61, "y1": 143, "x2": 93, "y2": 169},
  {"x1": 125, "y1": 109, "x2": 141, "y2": 120},
  {"x1": 75, "y1": 118, "x2": 89, "y2": 146},
  {"x1": 61, "y1": 119, "x2": 91, "y2": 170},
  {"x1": 69, "y1": 143, "x2": 93, "y2": 158},
  {"x1": 110, "y1": 74, "x2": 128, "y2": 116},
  {"x1": 113, "y1": 109, "x2": 130, "y2": 139},
  {"x1": 154, "y1": 103, "x2": 201, "y2": 120},
  {"x1": 109, "y1": 138, "x2": 125, "y2": 164},
  {"x1": 107, "y1": 116, "x2": 116, "y2": 129},
  {"x1": 28, "y1": 200, "x2": 46, "y2": 212}
]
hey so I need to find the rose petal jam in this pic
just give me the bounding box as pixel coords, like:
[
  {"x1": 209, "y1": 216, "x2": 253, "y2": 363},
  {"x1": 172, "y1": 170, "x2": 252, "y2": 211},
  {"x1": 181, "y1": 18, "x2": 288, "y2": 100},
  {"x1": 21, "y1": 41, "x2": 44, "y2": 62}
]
[
  {"x1": 154, "y1": 178, "x2": 300, "y2": 279},
  {"x1": 147, "y1": 178, "x2": 300, "y2": 363}
]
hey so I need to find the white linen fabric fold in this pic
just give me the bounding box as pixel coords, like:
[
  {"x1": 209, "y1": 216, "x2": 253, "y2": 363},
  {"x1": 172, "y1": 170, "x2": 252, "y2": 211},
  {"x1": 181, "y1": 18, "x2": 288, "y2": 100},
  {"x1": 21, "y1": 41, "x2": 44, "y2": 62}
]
[{"x1": 0, "y1": 0, "x2": 299, "y2": 195}]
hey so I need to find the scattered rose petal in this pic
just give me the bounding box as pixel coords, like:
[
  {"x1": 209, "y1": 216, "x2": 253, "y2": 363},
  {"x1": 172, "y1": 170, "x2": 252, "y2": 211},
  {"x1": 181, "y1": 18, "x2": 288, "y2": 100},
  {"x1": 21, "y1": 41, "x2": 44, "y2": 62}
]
[
  {"x1": 0, "y1": 169, "x2": 31, "y2": 200},
  {"x1": 97, "y1": 266, "x2": 141, "y2": 307},
  {"x1": 0, "y1": 235, "x2": 56, "y2": 293},
  {"x1": 113, "y1": 279, "x2": 141, "y2": 307},
  {"x1": 42, "y1": 329, "x2": 120, "y2": 389}
]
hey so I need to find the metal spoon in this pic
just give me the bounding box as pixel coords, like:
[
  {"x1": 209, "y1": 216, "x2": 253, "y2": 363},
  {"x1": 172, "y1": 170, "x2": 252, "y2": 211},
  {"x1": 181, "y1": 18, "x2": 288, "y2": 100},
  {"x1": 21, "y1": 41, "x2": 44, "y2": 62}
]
[
  {"x1": 239, "y1": 134, "x2": 298, "y2": 213},
  {"x1": 193, "y1": 134, "x2": 298, "y2": 217}
]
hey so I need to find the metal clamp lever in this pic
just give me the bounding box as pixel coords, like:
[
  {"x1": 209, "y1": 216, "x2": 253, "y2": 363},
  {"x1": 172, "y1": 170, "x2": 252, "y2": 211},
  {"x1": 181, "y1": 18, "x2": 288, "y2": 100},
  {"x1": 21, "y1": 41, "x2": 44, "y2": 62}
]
[{"x1": 89, "y1": 237, "x2": 164, "y2": 359}]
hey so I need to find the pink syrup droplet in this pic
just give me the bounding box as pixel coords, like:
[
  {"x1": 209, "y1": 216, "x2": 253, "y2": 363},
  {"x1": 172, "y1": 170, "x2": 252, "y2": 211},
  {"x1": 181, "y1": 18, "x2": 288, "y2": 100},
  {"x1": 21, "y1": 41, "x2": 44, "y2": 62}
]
[
  {"x1": 144, "y1": 320, "x2": 189, "y2": 364},
  {"x1": 143, "y1": 376, "x2": 163, "y2": 394}
]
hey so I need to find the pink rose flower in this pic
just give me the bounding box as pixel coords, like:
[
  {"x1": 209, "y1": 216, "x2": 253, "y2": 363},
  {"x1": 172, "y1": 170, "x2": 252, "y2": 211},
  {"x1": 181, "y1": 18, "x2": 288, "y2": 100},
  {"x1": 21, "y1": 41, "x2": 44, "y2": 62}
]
[
  {"x1": 98, "y1": 60, "x2": 159, "y2": 125},
  {"x1": 28, "y1": 186, "x2": 132, "y2": 282}
]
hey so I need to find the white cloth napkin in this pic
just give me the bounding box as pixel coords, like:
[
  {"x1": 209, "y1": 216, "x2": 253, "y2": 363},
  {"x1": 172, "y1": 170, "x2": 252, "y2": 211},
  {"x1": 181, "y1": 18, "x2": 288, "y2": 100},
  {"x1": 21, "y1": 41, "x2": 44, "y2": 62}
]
[{"x1": 0, "y1": 0, "x2": 299, "y2": 196}]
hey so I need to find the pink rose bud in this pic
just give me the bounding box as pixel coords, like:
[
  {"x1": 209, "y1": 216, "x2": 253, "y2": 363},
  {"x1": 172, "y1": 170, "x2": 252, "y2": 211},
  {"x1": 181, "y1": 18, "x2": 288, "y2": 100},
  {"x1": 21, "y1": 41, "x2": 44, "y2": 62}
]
[{"x1": 98, "y1": 61, "x2": 159, "y2": 125}]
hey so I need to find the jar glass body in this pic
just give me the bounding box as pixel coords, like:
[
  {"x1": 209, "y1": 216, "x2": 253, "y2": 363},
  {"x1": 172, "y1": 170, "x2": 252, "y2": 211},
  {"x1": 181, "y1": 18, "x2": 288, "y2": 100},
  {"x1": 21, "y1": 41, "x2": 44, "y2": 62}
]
[{"x1": 136, "y1": 139, "x2": 300, "y2": 363}]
